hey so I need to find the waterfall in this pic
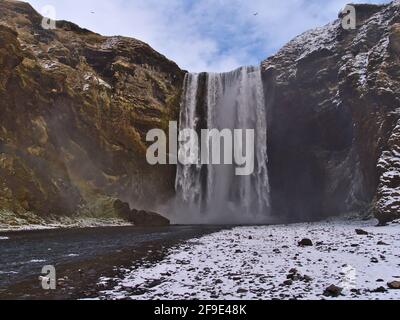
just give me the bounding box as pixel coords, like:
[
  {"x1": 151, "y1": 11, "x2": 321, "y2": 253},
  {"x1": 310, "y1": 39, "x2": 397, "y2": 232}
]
[{"x1": 175, "y1": 66, "x2": 270, "y2": 224}]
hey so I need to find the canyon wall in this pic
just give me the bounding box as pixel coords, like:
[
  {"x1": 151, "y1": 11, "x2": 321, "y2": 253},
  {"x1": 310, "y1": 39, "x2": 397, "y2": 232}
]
[
  {"x1": 263, "y1": 2, "x2": 400, "y2": 223},
  {"x1": 0, "y1": 0, "x2": 184, "y2": 225}
]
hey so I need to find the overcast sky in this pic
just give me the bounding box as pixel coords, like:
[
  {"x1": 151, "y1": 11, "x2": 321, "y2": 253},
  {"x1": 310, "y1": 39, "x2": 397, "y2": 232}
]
[{"x1": 27, "y1": 0, "x2": 390, "y2": 72}]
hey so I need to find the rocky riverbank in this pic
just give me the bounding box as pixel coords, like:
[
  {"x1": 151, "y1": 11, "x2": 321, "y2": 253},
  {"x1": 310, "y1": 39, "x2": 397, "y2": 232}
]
[
  {"x1": 98, "y1": 219, "x2": 400, "y2": 300},
  {"x1": 1, "y1": 0, "x2": 400, "y2": 227}
]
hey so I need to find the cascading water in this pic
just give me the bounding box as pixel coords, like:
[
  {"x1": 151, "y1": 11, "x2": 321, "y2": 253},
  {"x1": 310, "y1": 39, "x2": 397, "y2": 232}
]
[{"x1": 174, "y1": 66, "x2": 270, "y2": 224}]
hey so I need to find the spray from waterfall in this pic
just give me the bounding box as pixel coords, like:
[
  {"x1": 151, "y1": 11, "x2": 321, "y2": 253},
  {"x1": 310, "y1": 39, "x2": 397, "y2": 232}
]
[{"x1": 173, "y1": 66, "x2": 271, "y2": 224}]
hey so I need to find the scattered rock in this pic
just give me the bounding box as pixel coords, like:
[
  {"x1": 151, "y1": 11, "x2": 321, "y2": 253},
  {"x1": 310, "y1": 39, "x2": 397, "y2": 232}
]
[
  {"x1": 377, "y1": 241, "x2": 389, "y2": 246},
  {"x1": 298, "y1": 238, "x2": 313, "y2": 247},
  {"x1": 289, "y1": 268, "x2": 298, "y2": 275},
  {"x1": 371, "y1": 287, "x2": 387, "y2": 293},
  {"x1": 283, "y1": 280, "x2": 293, "y2": 286},
  {"x1": 355, "y1": 229, "x2": 369, "y2": 236},
  {"x1": 287, "y1": 273, "x2": 299, "y2": 281},
  {"x1": 371, "y1": 257, "x2": 379, "y2": 264},
  {"x1": 176, "y1": 260, "x2": 190, "y2": 265},
  {"x1": 147, "y1": 279, "x2": 163, "y2": 288},
  {"x1": 323, "y1": 285, "x2": 343, "y2": 298},
  {"x1": 350, "y1": 289, "x2": 361, "y2": 295},
  {"x1": 237, "y1": 288, "x2": 248, "y2": 294},
  {"x1": 388, "y1": 281, "x2": 400, "y2": 289}
]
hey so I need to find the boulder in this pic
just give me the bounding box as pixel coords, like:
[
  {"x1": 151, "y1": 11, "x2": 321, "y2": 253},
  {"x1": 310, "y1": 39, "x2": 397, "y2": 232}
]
[
  {"x1": 323, "y1": 285, "x2": 343, "y2": 298},
  {"x1": 355, "y1": 229, "x2": 369, "y2": 236},
  {"x1": 298, "y1": 239, "x2": 313, "y2": 247},
  {"x1": 113, "y1": 200, "x2": 170, "y2": 227},
  {"x1": 113, "y1": 200, "x2": 131, "y2": 220},
  {"x1": 388, "y1": 281, "x2": 400, "y2": 289},
  {"x1": 372, "y1": 287, "x2": 387, "y2": 293},
  {"x1": 131, "y1": 210, "x2": 170, "y2": 227},
  {"x1": 377, "y1": 241, "x2": 389, "y2": 246}
]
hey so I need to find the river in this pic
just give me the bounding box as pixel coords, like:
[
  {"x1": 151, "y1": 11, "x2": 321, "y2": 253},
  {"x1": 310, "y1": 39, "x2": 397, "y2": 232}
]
[{"x1": 0, "y1": 225, "x2": 225, "y2": 300}]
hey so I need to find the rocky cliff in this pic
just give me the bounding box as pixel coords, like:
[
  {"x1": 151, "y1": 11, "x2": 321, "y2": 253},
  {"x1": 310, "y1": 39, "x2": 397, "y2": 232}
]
[
  {"x1": 0, "y1": 0, "x2": 184, "y2": 225},
  {"x1": 262, "y1": 1, "x2": 400, "y2": 223}
]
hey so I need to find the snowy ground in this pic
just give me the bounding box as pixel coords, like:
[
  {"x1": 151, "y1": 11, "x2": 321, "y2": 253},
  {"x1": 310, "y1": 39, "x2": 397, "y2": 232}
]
[{"x1": 98, "y1": 219, "x2": 400, "y2": 300}]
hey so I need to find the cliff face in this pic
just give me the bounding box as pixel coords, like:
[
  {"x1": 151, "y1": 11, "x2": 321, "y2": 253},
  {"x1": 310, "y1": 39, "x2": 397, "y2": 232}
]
[
  {"x1": 262, "y1": 1, "x2": 400, "y2": 223},
  {"x1": 0, "y1": 0, "x2": 184, "y2": 224}
]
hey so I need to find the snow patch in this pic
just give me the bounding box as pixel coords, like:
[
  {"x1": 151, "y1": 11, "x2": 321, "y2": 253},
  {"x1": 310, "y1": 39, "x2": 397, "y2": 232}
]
[
  {"x1": 98, "y1": 220, "x2": 400, "y2": 300},
  {"x1": 83, "y1": 73, "x2": 112, "y2": 91},
  {"x1": 28, "y1": 259, "x2": 47, "y2": 264}
]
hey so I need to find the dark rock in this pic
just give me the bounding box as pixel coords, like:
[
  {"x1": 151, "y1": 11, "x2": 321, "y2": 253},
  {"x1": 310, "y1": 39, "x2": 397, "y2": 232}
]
[
  {"x1": 350, "y1": 289, "x2": 361, "y2": 295},
  {"x1": 286, "y1": 273, "x2": 299, "y2": 281},
  {"x1": 298, "y1": 239, "x2": 313, "y2": 247},
  {"x1": 355, "y1": 229, "x2": 369, "y2": 236},
  {"x1": 388, "y1": 281, "x2": 400, "y2": 289},
  {"x1": 283, "y1": 280, "x2": 293, "y2": 286},
  {"x1": 113, "y1": 200, "x2": 132, "y2": 220},
  {"x1": 146, "y1": 279, "x2": 163, "y2": 288},
  {"x1": 237, "y1": 288, "x2": 248, "y2": 294},
  {"x1": 371, "y1": 286, "x2": 388, "y2": 293},
  {"x1": 377, "y1": 241, "x2": 389, "y2": 246},
  {"x1": 113, "y1": 200, "x2": 169, "y2": 227},
  {"x1": 131, "y1": 210, "x2": 170, "y2": 227},
  {"x1": 323, "y1": 285, "x2": 343, "y2": 298},
  {"x1": 289, "y1": 268, "x2": 298, "y2": 275},
  {"x1": 370, "y1": 257, "x2": 379, "y2": 264}
]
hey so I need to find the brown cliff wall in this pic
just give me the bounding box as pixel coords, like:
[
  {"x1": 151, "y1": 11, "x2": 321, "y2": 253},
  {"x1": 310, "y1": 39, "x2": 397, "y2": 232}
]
[{"x1": 0, "y1": 0, "x2": 185, "y2": 224}]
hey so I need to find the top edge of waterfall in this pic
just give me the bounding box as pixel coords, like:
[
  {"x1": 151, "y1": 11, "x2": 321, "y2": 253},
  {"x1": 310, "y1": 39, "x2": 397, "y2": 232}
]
[{"x1": 187, "y1": 64, "x2": 261, "y2": 76}]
